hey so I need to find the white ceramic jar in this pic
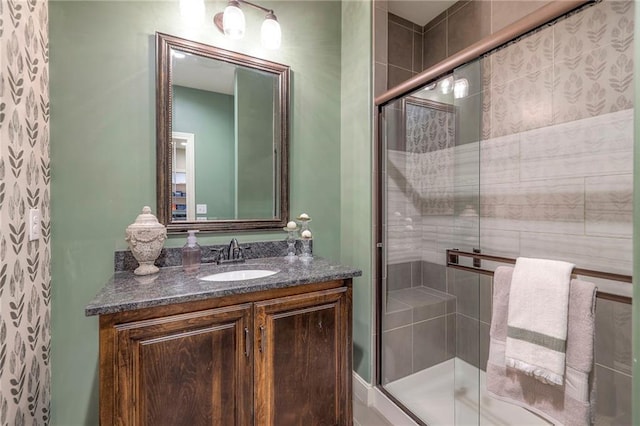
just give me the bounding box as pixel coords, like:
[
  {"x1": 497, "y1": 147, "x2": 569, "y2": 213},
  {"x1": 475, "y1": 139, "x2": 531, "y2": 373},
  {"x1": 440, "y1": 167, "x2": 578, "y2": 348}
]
[{"x1": 125, "y1": 206, "x2": 167, "y2": 275}]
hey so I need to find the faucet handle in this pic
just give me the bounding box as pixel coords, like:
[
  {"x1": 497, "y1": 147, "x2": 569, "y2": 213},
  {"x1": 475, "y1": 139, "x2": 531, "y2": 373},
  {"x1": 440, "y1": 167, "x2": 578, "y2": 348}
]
[
  {"x1": 212, "y1": 248, "x2": 227, "y2": 263},
  {"x1": 238, "y1": 245, "x2": 251, "y2": 259}
]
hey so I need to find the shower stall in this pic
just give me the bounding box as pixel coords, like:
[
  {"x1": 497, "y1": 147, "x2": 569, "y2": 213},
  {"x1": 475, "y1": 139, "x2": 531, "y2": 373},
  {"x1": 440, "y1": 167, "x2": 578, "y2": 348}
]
[{"x1": 376, "y1": 1, "x2": 634, "y2": 425}]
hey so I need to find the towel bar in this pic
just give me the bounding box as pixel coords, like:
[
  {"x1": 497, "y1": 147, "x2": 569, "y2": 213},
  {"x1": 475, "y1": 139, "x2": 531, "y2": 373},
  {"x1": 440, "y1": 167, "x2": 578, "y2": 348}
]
[{"x1": 446, "y1": 249, "x2": 632, "y2": 305}]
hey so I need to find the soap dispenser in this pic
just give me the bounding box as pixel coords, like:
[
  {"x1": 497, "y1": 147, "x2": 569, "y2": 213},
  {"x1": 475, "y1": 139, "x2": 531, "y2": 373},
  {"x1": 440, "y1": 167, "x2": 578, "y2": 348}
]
[{"x1": 182, "y1": 230, "x2": 201, "y2": 272}]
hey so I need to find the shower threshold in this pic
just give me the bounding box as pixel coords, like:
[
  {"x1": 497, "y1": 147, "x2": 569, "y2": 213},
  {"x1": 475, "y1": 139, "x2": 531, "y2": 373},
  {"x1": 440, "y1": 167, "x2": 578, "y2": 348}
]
[{"x1": 385, "y1": 358, "x2": 551, "y2": 426}]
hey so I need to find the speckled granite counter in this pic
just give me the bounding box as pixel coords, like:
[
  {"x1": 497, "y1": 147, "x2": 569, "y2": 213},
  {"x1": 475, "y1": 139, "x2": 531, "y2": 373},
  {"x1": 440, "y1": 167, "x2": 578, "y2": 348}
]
[{"x1": 85, "y1": 256, "x2": 361, "y2": 316}]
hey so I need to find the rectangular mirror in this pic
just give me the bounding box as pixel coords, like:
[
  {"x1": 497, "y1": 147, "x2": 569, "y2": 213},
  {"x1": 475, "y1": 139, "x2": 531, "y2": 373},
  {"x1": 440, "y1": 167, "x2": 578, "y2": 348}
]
[{"x1": 156, "y1": 32, "x2": 290, "y2": 232}]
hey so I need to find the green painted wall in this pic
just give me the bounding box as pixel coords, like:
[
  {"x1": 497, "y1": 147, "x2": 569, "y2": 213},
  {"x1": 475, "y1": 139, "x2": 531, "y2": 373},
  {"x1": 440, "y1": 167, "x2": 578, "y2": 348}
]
[
  {"x1": 173, "y1": 85, "x2": 235, "y2": 219},
  {"x1": 50, "y1": 1, "x2": 342, "y2": 424},
  {"x1": 340, "y1": 0, "x2": 372, "y2": 382},
  {"x1": 236, "y1": 68, "x2": 276, "y2": 219}
]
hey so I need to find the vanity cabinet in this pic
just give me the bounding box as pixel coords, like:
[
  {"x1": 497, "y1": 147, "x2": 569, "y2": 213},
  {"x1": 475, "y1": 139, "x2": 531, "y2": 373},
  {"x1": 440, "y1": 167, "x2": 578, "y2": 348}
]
[
  {"x1": 254, "y1": 287, "x2": 351, "y2": 425},
  {"x1": 98, "y1": 279, "x2": 352, "y2": 426}
]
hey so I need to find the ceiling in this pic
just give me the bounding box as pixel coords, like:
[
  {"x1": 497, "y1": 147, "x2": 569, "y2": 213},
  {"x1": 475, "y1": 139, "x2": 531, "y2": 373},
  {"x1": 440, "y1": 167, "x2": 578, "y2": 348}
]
[
  {"x1": 172, "y1": 50, "x2": 236, "y2": 95},
  {"x1": 388, "y1": 0, "x2": 457, "y2": 27}
]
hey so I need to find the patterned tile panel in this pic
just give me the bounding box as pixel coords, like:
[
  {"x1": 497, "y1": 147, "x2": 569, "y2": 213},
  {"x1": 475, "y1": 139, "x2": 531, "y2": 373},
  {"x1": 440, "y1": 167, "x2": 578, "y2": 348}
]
[
  {"x1": 486, "y1": 1, "x2": 633, "y2": 136},
  {"x1": 480, "y1": 178, "x2": 585, "y2": 234}
]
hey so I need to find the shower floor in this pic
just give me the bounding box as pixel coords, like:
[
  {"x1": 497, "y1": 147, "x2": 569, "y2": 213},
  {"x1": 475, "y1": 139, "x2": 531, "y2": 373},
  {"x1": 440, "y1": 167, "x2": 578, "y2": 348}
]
[{"x1": 385, "y1": 358, "x2": 550, "y2": 426}]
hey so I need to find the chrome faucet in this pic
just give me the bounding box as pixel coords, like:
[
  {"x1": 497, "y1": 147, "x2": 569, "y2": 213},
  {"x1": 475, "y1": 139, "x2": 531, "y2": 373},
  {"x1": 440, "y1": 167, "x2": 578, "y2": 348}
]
[
  {"x1": 228, "y1": 238, "x2": 241, "y2": 260},
  {"x1": 214, "y1": 238, "x2": 249, "y2": 264}
]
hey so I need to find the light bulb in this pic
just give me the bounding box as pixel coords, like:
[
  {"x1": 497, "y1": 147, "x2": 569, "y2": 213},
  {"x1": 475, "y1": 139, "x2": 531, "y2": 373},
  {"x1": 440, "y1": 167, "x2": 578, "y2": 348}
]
[
  {"x1": 440, "y1": 76, "x2": 454, "y2": 95},
  {"x1": 261, "y1": 12, "x2": 281, "y2": 49},
  {"x1": 454, "y1": 78, "x2": 469, "y2": 99},
  {"x1": 223, "y1": 1, "x2": 245, "y2": 40}
]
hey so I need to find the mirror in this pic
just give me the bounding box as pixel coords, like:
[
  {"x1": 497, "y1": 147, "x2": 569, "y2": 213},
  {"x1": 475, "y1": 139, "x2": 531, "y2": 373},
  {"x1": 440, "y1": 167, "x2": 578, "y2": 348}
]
[{"x1": 156, "y1": 32, "x2": 290, "y2": 232}]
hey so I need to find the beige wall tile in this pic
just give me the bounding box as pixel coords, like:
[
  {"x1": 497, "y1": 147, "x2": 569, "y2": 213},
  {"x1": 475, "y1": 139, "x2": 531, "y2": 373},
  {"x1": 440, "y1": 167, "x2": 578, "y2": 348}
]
[
  {"x1": 375, "y1": 63, "x2": 388, "y2": 97},
  {"x1": 382, "y1": 325, "x2": 413, "y2": 383},
  {"x1": 375, "y1": 9, "x2": 388, "y2": 64},
  {"x1": 479, "y1": 133, "x2": 520, "y2": 184},
  {"x1": 413, "y1": 31, "x2": 423, "y2": 73},
  {"x1": 480, "y1": 178, "x2": 585, "y2": 234},
  {"x1": 424, "y1": 8, "x2": 448, "y2": 32},
  {"x1": 521, "y1": 65, "x2": 554, "y2": 131},
  {"x1": 519, "y1": 231, "x2": 632, "y2": 275},
  {"x1": 422, "y1": 20, "x2": 448, "y2": 71},
  {"x1": 519, "y1": 109, "x2": 633, "y2": 181},
  {"x1": 491, "y1": 1, "x2": 551, "y2": 33},
  {"x1": 388, "y1": 20, "x2": 413, "y2": 71},
  {"x1": 447, "y1": 0, "x2": 491, "y2": 56},
  {"x1": 595, "y1": 298, "x2": 632, "y2": 375},
  {"x1": 585, "y1": 174, "x2": 633, "y2": 237},
  {"x1": 374, "y1": 0, "x2": 388, "y2": 12},
  {"x1": 388, "y1": 64, "x2": 413, "y2": 88},
  {"x1": 594, "y1": 364, "x2": 632, "y2": 425},
  {"x1": 479, "y1": 228, "x2": 520, "y2": 259}
]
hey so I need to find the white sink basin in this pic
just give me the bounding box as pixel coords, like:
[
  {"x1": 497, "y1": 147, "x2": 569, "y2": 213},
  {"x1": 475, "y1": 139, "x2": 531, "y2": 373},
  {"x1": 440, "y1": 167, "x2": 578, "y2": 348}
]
[{"x1": 200, "y1": 269, "x2": 279, "y2": 282}]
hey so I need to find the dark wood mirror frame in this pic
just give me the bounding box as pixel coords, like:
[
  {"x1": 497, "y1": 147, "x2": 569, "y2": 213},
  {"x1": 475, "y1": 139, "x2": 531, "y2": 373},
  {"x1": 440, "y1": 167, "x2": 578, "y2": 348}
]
[{"x1": 156, "y1": 32, "x2": 290, "y2": 233}]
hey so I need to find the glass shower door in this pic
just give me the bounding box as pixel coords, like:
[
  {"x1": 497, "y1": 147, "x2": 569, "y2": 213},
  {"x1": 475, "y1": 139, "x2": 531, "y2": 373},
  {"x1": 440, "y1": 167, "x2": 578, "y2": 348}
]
[{"x1": 379, "y1": 61, "x2": 482, "y2": 425}]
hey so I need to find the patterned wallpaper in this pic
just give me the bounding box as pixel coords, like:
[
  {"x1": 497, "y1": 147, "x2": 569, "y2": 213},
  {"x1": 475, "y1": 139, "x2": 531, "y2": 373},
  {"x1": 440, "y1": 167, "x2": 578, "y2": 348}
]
[{"x1": 0, "y1": 0, "x2": 51, "y2": 424}]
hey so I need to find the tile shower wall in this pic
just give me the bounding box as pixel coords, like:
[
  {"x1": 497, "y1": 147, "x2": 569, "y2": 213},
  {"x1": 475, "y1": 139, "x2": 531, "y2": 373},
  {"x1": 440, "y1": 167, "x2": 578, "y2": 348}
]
[
  {"x1": 0, "y1": 0, "x2": 52, "y2": 424},
  {"x1": 382, "y1": 260, "x2": 456, "y2": 383},
  {"x1": 382, "y1": 0, "x2": 553, "y2": 89},
  {"x1": 480, "y1": 0, "x2": 634, "y2": 286},
  {"x1": 387, "y1": 14, "x2": 423, "y2": 88}
]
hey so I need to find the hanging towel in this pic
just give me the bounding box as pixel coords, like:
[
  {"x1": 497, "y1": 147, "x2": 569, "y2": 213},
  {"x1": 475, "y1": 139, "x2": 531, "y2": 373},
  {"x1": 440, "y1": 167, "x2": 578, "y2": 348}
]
[
  {"x1": 487, "y1": 266, "x2": 597, "y2": 426},
  {"x1": 505, "y1": 257, "x2": 575, "y2": 385}
]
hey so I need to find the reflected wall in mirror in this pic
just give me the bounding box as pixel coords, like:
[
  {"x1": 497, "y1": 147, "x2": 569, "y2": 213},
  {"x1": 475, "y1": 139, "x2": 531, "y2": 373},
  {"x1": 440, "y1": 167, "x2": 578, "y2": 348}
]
[{"x1": 156, "y1": 32, "x2": 290, "y2": 232}]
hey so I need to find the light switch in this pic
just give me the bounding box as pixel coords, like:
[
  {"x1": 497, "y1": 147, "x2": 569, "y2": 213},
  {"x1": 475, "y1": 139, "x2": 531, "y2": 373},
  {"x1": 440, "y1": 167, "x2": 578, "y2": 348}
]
[
  {"x1": 196, "y1": 204, "x2": 207, "y2": 214},
  {"x1": 29, "y1": 209, "x2": 41, "y2": 241}
]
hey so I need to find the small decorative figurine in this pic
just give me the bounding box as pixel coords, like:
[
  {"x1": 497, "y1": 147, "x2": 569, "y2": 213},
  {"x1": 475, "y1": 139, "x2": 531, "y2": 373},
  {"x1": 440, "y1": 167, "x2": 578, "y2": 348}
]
[
  {"x1": 300, "y1": 229, "x2": 313, "y2": 261},
  {"x1": 125, "y1": 206, "x2": 167, "y2": 275},
  {"x1": 283, "y1": 220, "x2": 299, "y2": 261}
]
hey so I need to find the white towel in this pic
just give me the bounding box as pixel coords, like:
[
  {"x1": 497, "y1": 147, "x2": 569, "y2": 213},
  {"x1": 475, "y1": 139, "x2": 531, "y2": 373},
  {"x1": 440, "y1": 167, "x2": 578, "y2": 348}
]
[
  {"x1": 505, "y1": 257, "x2": 574, "y2": 385},
  {"x1": 488, "y1": 266, "x2": 597, "y2": 425}
]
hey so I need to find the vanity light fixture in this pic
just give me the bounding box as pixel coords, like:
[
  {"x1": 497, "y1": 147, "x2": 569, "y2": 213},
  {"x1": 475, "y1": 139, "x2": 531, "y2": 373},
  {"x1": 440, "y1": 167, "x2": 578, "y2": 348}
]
[
  {"x1": 221, "y1": 0, "x2": 245, "y2": 39},
  {"x1": 214, "y1": 0, "x2": 282, "y2": 49}
]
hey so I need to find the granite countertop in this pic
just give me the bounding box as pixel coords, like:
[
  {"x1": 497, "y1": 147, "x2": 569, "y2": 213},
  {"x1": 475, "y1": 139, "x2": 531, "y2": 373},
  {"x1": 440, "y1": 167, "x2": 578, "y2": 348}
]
[{"x1": 85, "y1": 256, "x2": 362, "y2": 316}]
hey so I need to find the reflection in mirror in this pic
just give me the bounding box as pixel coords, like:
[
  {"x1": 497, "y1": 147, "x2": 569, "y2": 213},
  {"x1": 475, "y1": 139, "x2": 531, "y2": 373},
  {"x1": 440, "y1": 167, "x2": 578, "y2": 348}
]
[
  {"x1": 156, "y1": 32, "x2": 290, "y2": 232},
  {"x1": 171, "y1": 132, "x2": 195, "y2": 221}
]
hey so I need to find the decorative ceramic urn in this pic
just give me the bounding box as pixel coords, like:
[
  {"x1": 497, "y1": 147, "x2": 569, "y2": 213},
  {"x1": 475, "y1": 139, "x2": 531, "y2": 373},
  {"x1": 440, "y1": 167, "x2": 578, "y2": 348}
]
[{"x1": 125, "y1": 206, "x2": 167, "y2": 275}]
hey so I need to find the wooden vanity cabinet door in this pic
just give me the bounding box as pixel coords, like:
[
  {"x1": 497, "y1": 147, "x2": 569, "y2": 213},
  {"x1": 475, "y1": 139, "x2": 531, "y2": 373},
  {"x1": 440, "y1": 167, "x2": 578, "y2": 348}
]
[
  {"x1": 253, "y1": 286, "x2": 352, "y2": 426},
  {"x1": 113, "y1": 304, "x2": 252, "y2": 426}
]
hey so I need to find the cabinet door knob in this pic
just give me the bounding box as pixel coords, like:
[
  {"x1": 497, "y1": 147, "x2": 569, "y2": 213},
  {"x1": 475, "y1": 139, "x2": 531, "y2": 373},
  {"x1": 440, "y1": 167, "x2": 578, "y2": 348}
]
[{"x1": 259, "y1": 325, "x2": 265, "y2": 353}]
